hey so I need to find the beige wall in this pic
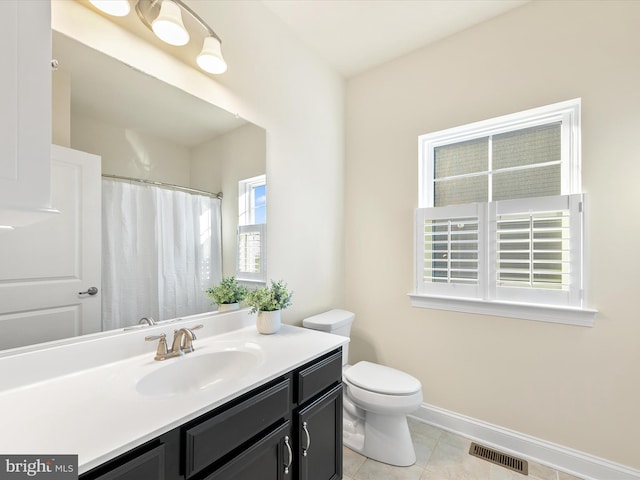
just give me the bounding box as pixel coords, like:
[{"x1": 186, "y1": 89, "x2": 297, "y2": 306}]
[
  {"x1": 71, "y1": 113, "x2": 191, "y2": 187},
  {"x1": 52, "y1": 67, "x2": 70, "y2": 147},
  {"x1": 191, "y1": 123, "x2": 267, "y2": 277},
  {"x1": 345, "y1": 0, "x2": 640, "y2": 470}
]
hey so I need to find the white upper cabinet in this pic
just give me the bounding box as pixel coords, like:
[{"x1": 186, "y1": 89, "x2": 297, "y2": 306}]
[{"x1": 0, "y1": 1, "x2": 54, "y2": 226}]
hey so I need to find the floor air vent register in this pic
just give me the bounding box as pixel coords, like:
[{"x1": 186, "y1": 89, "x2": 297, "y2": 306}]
[{"x1": 469, "y1": 442, "x2": 529, "y2": 475}]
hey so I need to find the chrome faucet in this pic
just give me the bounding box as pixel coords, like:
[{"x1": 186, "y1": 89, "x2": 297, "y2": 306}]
[{"x1": 145, "y1": 325, "x2": 203, "y2": 361}]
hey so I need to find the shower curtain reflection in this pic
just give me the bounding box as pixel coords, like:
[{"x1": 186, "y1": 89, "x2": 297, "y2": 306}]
[{"x1": 102, "y1": 179, "x2": 222, "y2": 330}]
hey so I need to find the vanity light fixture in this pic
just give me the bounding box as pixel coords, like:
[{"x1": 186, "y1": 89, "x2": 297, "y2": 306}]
[{"x1": 90, "y1": 0, "x2": 228, "y2": 74}]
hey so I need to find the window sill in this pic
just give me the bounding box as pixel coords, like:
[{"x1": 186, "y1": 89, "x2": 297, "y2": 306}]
[
  {"x1": 409, "y1": 293, "x2": 597, "y2": 326},
  {"x1": 237, "y1": 278, "x2": 266, "y2": 286}
]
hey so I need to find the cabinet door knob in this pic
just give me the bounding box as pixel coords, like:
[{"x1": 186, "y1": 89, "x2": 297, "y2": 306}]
[
  {"x1": 283, "y1": 435, "x2": 292, "y2": 475},
  {"x1": 302, "y1": 422, "x2": 311, "y2": 457}
]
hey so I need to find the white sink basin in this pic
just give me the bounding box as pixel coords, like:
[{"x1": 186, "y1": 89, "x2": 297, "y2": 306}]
[{"x1": 136, "y1": 347, "x2": 262, "y2": 397}]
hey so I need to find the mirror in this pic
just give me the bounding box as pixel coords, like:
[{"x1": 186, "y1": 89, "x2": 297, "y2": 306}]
[{"x1": 0, "y1": 31, "x2": 265, "y2": 352}]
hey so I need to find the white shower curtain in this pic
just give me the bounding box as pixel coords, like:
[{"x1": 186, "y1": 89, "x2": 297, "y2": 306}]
[{"x1": 102, "y1": 179, "x2": 222, "y2": 330}]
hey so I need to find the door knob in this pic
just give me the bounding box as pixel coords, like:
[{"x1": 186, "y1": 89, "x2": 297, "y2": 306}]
[{"x1": 79, "y1": 286, "x2": 98, "y2": 296}]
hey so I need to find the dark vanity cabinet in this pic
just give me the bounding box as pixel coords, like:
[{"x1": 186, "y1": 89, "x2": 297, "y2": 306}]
[
  {"x1": 80, "y1": 348, "x2": 343, "y2": 480},
  {"x1": 295, "y1": 351, "x2": 343, "y2": 480}
]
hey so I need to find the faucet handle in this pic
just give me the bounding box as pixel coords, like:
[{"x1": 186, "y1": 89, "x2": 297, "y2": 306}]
[
  {"x1": 145, "y1": 333, "x2": 169, "y2": 361},
  {"x1": 187, "y1": 324, "x2": 204, "y2": 339},
  {"x1": 174, "y1": 324, "x2": 203, "y2": 333},
  {"x1": 173, "y1": 324, "x2": 204, "y2": 340}
]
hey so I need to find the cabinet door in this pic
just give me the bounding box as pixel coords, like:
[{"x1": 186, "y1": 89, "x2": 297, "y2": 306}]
[
  {"x1": 204, "y1": 421, "x2": 292, "y2": 480},
  {"x1": 297, "y1": 384, "x2": 343, "y2": 480},
  {"x1": 0, "y1": 0, "x2": 52, "y2": 213}
]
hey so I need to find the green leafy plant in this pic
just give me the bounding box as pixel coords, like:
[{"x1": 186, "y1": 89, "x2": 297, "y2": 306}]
[
  {"x1": 206, "y1": 277, "x2": 249, "y2": 305},
  {"x1": 246, "y1": 280, "x2": 293, "y2": 314}
]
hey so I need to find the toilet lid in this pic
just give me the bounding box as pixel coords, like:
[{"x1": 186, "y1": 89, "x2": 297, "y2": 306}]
[
  {"x1": 343, "y1": 361, "x2": 421, "y2": 395},
  {"x1": 303, "y1": 309, "x2": 354, "y2": 332}
]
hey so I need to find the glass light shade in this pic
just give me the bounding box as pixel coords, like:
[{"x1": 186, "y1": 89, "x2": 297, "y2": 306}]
[
  {"x1": 152, "y1": 0, "x2": 190, "y2": 46},
  {"x1": 89, "y1": 0, "x2": 131, "y2": 16},
  {"x1": 197, "y1": 36, "x2": 228, "y2": 74}
]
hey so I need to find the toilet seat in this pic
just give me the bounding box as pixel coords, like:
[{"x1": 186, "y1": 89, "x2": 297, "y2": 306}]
[
  {"x1": 345, "y1": 380, "x2": 423, "y2": 415},
  {"x1": 344, "y1": 361, "x2": 421, "y2": 395},
  {"x1": 343, "y1": 361, "x2": 423, "y2": 416}
]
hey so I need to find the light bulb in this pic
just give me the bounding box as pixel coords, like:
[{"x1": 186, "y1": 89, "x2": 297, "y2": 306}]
[
  {"x1": 152, "y1": 1, "x2": 190, "y2": 46},
  {"x1": 89, "y1": 0, "x2": 131, "y2": 17},
  {"x1": 197, "y1": 36, "x2": 227, "y2": 74}
]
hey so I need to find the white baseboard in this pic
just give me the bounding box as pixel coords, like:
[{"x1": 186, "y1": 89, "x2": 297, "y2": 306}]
[{"x1": 410, "y1": 403, "x2": 640, "y2": 480}]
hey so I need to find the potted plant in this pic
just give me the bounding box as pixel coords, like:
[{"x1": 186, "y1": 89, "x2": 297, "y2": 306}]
[
  {"x1": 245, "y1": 280, "x2": 293, "y2": 334},
  {"x1": 206, "y1": 277, "x2": 249, "y2": 312}
]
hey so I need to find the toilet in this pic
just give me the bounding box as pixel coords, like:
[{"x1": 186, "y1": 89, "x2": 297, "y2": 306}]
[{"x1": 302, "y1": 309, "x2": 423, "y2": 467}]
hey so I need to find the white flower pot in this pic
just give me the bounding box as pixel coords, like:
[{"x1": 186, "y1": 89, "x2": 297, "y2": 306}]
[
  {"x1": 217, "y1": 303, "x2": 240, "y2": 312},
  {"x1": 256, "y1": 310, "x2": 281, "y2": 334}
]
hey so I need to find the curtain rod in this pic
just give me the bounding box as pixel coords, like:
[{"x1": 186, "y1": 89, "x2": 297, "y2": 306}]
[{"x1": 102, "y1": 174, "x2": 223, "y2": 200}]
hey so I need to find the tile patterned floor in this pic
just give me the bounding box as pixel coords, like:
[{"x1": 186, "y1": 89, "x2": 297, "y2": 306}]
[{"x1": 342, "y1": 418, "x2": 584, "y2": 480}]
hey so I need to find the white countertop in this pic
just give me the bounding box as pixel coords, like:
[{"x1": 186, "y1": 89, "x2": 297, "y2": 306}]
[{"x1": 0, "y1": 311, "x2": 346, "y2": 474}]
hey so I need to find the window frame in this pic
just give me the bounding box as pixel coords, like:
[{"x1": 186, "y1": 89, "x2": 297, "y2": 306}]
[
  {"x1": 413, "y1": 99, "x2": 596, "y2": 326},
  {"x1": 419, "y1": 99, "x2": 582, "y2": 208}
]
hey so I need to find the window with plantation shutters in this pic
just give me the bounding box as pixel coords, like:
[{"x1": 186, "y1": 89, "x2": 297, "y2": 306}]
[
  {"x1": 237, "y1": 224, "x2": 266, "y2": 282},
  {"x1": 237, "y1": 175, "x2": 266, "y2": 283},
  {"x1": 413, "y1": 99, "x2": 596, "y2": 325}
]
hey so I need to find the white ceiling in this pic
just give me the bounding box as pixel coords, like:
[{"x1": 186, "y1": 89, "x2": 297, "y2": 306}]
[{"x1": 261, "y1": 0, "x2": 529, "y2": 77}]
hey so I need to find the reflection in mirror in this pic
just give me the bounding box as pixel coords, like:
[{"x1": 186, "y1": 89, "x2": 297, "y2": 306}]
[{"x1": 0, "y1": 32, "x2": 266, "y2": 352}]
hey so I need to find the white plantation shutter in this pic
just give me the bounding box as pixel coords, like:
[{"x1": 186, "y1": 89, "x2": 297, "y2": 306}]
[
  {"x1": 489, "y1": 194, "x2": 584, "y2": 307},
  {"x1": 415, "y1": 194, "x2": 584, "y2": 308},
  {"x1": 415, "y1": 203, "x2": 485, "y2": 298},
  {"x1": 236, "y1": 224, "x2": 266, "y2": 282}
]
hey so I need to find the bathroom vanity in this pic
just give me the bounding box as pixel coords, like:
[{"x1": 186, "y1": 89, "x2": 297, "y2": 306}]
[
  {"x1": 80, "y1": 349, "x2": 343, "y2": 480},
  {"x1": 0, "y1": 309, "x2": 346, "y2": 480}
]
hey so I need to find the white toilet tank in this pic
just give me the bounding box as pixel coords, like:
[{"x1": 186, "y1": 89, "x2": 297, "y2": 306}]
[{"x1": 302, "y1": 309, "x2": 354, "y2": 365}]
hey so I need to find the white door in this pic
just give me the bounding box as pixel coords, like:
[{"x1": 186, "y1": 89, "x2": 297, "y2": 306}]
[{"x1": 0, "y1": 145, "x2": 101, "y2": 350}]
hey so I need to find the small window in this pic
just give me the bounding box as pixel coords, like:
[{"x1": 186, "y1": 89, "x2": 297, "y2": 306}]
[
  {"x1": 413, "y1": 99, "x2": 596, "y2": 325},
  {"x1": 239, "y1": 175, "x2": 266, "y2": 226},
  {"x1": 237, "y1": 175, "x2": 266, "y2": 283}
]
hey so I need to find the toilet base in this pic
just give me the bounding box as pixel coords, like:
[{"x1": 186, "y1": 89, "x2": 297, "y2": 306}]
[{"x1": 343, "y1": 407, "x2": 416, "y2": 467}]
